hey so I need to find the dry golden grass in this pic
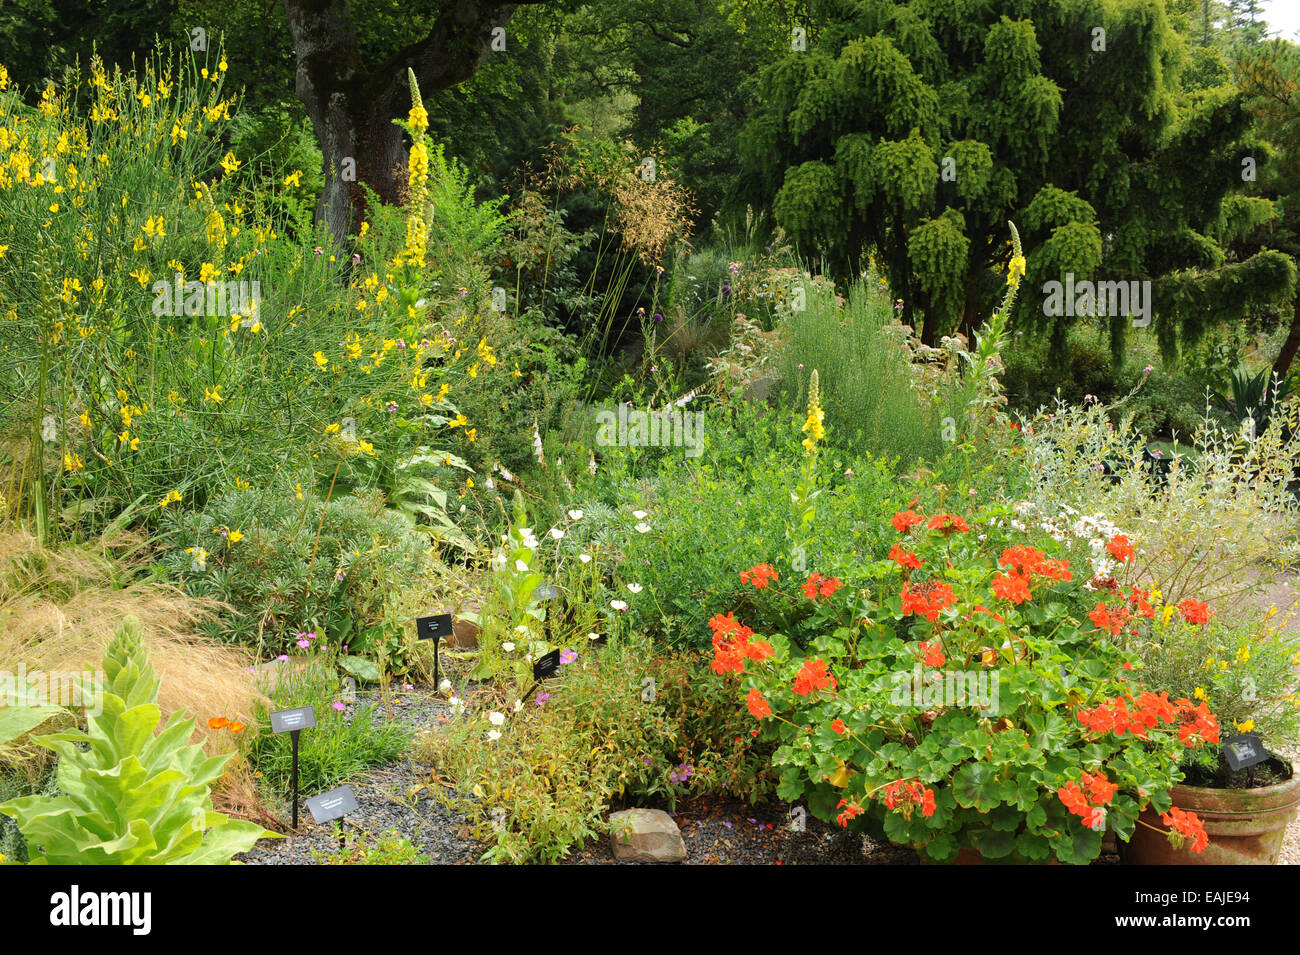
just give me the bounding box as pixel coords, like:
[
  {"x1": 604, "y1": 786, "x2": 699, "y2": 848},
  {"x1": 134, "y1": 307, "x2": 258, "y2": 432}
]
[{"x1": 0, "y1": 528, "x2": 265, "y2": 758}]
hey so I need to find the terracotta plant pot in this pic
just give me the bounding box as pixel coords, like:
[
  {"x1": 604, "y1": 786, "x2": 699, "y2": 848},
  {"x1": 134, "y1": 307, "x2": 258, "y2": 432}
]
[{"x1": 1124, "y1": 758, "x2": 1300, "y2": 865}]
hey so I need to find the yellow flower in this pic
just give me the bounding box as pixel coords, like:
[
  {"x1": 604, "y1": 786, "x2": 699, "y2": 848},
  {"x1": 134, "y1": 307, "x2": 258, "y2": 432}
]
[
  {"x1": 1236, "y1": 719, "x2": 1255, "y2": 733},
  {"x1": 1006, "y1": 255, "x2": 1026, "y2": 288},
  {"x1": 295, "y1": 483, "x2": 304, "y2": 501},
  {"x1": 1236, "y1": 645, "x2": 1250, "y2": 663},
  {"x1": 142, "y1": 215, "x2": 165, "y2": 238},
  {"x1": 78, "y1": 409, "x2": 92, "y2": 427},
  {"x1": 1193, "y1": 686, "x2": 1206, "y2": 701},
  {"x1": 325, "y1": 422, "x2": 341, "y2": 435},
  {"x1": 203, "y1": 385, "x2": 223, "y2": 403},
  {"x1": 219, "y1": 152, "x2": 241, "y2": 175},
  {"x1": 159, "y1": 489, "x2": 182, "y2": 508},
  {"x1": 284, "y1": 170, "x2": 302, "y2": 188},
  {"x1": 227, "y1": 529, "x2": 244, "y2": 545},
  {"x1": 313, "y1": 351, "x2": 329, "y2": 369},
  {"x1": 63, "y1": 452, "x2": 84, "y2": 472},
  {"x1": 448, "y1": 413, "x2": 467, "y2": 429},
  {"x1": 130, "y1": 267, "x2": 151, "y2": 288}
]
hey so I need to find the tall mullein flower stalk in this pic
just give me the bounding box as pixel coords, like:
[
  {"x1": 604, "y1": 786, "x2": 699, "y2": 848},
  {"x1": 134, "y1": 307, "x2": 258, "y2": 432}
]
[
  {"x1": 956, "y1": 222, "x2": 1023, "y2": 434},
  {"x1": 395, "y1": 68, "x2": 430, "y2": 271},
  {"x1": 789, "y1": 369, "x2": 825, "y2": 566}
]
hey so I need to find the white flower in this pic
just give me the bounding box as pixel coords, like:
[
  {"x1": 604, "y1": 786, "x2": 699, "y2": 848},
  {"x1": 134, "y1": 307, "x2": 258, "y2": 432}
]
[
  {"x1": 579, "y1": 553, "x2": 593, "y2": 563},
  {"x1": 635, "y1": 523, "x2": 651, "y2": 534},
  {"x1": 611, "y1": 599, "x2": 628, "y2": 611},
  {"x1": 627, "y1": 583, "x2": 643, "y2": 594},
  {"x1": 487, "y1": 729, "x2": 502, "y2": 742},
  {"x1": 488, "y1": 711, "x2": 506, "y2": 726},
  {"x1": 512, "y1": 699, "x2": 523, "y2": 712},
  {"x1": 515, "y1": 624, "x2": 529, "y2": 633},
  {"x1": 519, "y1": 526, "x2": 534, "y2": 538},
  {"x1": 568, "y1": 509, "x2": 583, "y2": 520},
  {"x1": 633, "y1": 509, "x2": 648, "y2": 519},
  {"x1": 522, "y1": 535, "x2": 540, "y2": 550},
  {"x1": 439, "y1": 679, "x2": 452, "y2": 692},
  {"x1": 588, "y1": 632, "x2": 601, "y2": 641},
  {"x1": 515, "y1": 559, "x2": 529, "y2": 572},
  {"x1": 450, "y1": 696, "x2": 466, "y2": 715},
  {"x1": 502, "y1": 641, "x2": 516, "y2": 653},
  {"x1": 550, "y1": 528, "x2": 564, "y2": 540}
]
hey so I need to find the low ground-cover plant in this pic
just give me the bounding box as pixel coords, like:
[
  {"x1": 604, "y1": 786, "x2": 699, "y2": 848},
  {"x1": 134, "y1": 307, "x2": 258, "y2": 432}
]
[
  {"x1": 422, "y1": 636, "x2": 773, "y2": 863},
  {"x1": 245, "y1": 659, "x2": 411, "y2": 807},
  {"x1": 1, "y1": 616, "x2": 276, "y2": 863}
]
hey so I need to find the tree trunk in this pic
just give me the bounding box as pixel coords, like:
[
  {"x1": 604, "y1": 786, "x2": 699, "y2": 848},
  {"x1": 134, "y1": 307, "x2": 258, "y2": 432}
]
[
  {"x1": 284, "y1": 0, "x2": 535, "y2": 244},
  {"x1": 1271, "y1": 292, "x2": 1300, "y2": 383}
]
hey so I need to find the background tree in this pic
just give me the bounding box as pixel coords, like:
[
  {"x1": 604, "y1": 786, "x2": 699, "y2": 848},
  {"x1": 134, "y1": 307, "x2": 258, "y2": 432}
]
[
  {"x1": 739, "y1": 0, "x2": 1293, "y2": 354},
  {"x1": 1237, "y1": 38, "x2": 1300, "y2": 379},
  {"x1": 281, "y1": 0, "x2": 557, "y2": 242}
]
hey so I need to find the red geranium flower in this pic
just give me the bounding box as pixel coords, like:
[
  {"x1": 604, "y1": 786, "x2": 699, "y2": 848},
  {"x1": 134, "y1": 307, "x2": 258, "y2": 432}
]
[
  {"x1": 991, "y1": 571, "x2": 1032, "y2": 605},
  {"x1": 927, "y1": 513, "x2": 970, "y2": 535},
  {"x1": 892, "y1": 510, "x2": 924, "y2": 534},
  {"x1": 918, "y1": 640, "x2": 945, "y2": 667},
  {"x1": 888, "y1": 543, "x2": 923, "y2": 570},
  {"x1": 831, "y1": 718, "x2": 847, "y2": 735},
  {"x1": 1161, "y1": 806, "x2": 1209, "y2": 854},
  {"x1": 802, "y1": 572, "x2": 842, "y2": 599},
  {"x1": 900, "y1": 580, "x2": 957, "y2": 622},
  {"x1": 740, "y1": 563, "x2": 779, "y2": 590},
  {"x1": 792, "y1": 658, "x2": 835, "y2": 696},
  {"x1": 1177, "y1": 599, "x2": 1213, "y2": 625},
  {"x1": 1107, "y1": 534, "x2": 1135, "y2": 563},
  {"x1": 746, "y1": 688, "x2": 772, "y2": 720}
]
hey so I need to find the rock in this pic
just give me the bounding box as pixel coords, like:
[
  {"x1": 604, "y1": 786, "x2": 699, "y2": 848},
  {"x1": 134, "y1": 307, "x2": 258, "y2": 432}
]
[
  {"x1": 609, "y1": 809, "x2": 686, "y2": 863},
  {"x1": 449, "y1": 617, "x2": 479, "y2": 649}
]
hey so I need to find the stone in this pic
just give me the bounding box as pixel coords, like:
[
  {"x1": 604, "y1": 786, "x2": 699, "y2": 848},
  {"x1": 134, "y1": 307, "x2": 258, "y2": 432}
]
[
  {"x1": 449, "y1": 617, "x2": 479, "y2": 649},
  {"x1": 609, "y1": 808, "x2": 686, "y2": 863}
]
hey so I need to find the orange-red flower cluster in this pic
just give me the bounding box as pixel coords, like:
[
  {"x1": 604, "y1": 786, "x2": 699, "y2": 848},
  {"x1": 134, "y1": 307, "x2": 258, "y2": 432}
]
[
  {"x1": 918, "y1": 640, "x2": 945, "y2": 667},
  {"x1": 1076, "y1": 690, "x2": 1219, "y2": 746},
  {"x1": 1161, "y1": 806, "x2": 1209, "y2": 854},
  {"x1": 1127, "y1": 587, "x2": 1155, "y2": 618},
  {"x1": 1057, "y1": 771, "x2": 1117, "y2": 830},
  {"x1": 892, "y1": 510, "x2": 924, "y2": 534},
  {"x1": 831, "y1": 718, "x2": 848, "y2": 734},
  {"x1": 991, "y1": 571, "x2": 1032, "y2": 605},
  {"x1": 1177, "y1": 599, "x2": 1213, "y2": 625},
  {"x1": 802, "y1": 572, "x2": 842, "y2": 600},
  {"x1": 1107, "y1": 534, "x2": 1135, "y2": 563},
  {"x1": 740, "y1": 563, "x2": 779, "y2": 590},
  {"x1": 927, "y1": 513, "x2": 970, "y2": 535},
  {"x1": 1088, "y1": 601, "x2": 1132, "y2": 636},
  {"x1": 792, "y1": 658, "x2": 836, "y2": 696},
  {"x1": 999, "y1": 545, "x2": 1072, "y2": 582},
  {"x1": 208, "y1": 716, "x2": 245, "y2": 733},
  {"x1": 881, "y1": 779, "x2": 937, "y2": 819},
  {"x1": 708, "y1": 612, "x2": 774, "y2": 675},
  {"x1": 746, "y1": 687, "x2": 772, "y2": 720},
  {"x1": 836, "y1": 798, "x2": 863, "y2": 828},
  {"x1": 888, "y1": 543, "x2": 923, "y2": 570},
  {"x1": 901, "y1": 580, "x2": 957, "y2": 622}
]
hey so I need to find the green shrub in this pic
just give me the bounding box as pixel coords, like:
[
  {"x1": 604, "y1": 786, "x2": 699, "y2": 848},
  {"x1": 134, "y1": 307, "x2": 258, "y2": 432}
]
[
  {"x1": 774, "y1": 278, "x2": 942, "y2": 464},
  {"x1": 159, "y1": 485, "x2": 434, "y2": 659}
]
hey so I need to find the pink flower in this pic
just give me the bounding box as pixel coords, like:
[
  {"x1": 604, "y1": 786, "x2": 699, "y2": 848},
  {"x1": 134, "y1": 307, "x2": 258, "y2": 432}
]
[
  {"x1": 332, "y1": 701, "x2": 346, "y2": 711},
  {"x1": 560, "y1": 649, "x2": 578, "y2": 665},
  {"x1": 276, "y1": 654, "x2": 289, "y2": 662}
]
